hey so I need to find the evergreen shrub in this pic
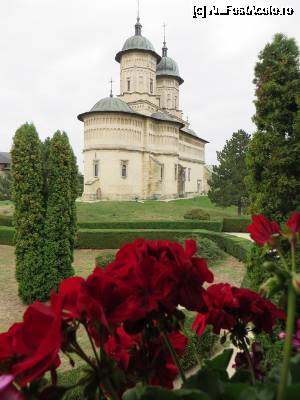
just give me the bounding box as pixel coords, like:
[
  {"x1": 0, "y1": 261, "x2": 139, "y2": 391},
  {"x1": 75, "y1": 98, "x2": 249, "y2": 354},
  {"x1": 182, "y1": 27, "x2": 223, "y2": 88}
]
[
  {"x1": 183, "y1": 208, "x2": 210, "y2": 220},
  {"x1": 222, "y1": 217, "x2": 251, "y2": 233}
]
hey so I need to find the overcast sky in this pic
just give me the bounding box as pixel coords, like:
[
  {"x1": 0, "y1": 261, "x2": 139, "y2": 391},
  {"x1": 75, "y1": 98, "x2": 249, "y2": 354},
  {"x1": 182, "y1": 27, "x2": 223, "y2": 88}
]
[{"x1": 1, "y1": 0, "x2": 299, "y2": 170}]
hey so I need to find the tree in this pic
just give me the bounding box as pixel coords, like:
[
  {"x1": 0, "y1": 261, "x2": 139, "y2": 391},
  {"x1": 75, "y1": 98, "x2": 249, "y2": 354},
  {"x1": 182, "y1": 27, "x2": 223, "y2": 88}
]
[
  {"x1": 11, "y1": 123, "x2": 58, "y2": 303},
  {"x1": 0, "y1": 172, "x2": 11, "y2": 200},
  {"x1": 44, "y1": 131, "x2": 76, "y2": 281},
  {"x1": 246, "y1": 33, "x2": 300, "y2": 221},
  {"x1": 208, "y1": 130, "x2": 250, "y2": 216}
]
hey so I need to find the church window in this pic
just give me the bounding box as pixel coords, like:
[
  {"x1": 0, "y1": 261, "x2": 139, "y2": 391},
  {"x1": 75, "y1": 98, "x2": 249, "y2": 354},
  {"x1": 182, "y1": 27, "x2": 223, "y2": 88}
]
[
  {"x1": 121, "y1": 160, "x2": 128, "y2": 179},
  {"x1": 174, "y1": 164, "x2": 177, "y2": 180},
  {"x1": 93, "y1": 160, "x2": 99, "y2": 178},
  {"x1": 150, "y1": 79, "x2": 154, "y2": 94},
  {"x1": 188, "y1": 168, "x2": 191, "y2": 181},
  {"x1": 127, "y1": 79, "x2": 131, "y2": 91},
  {"x1": 160, "y1": 164, "x2": 164, "y2": 181},
  {"x1": 174, "y1": 96, "x2": 177, "y2": 109}
]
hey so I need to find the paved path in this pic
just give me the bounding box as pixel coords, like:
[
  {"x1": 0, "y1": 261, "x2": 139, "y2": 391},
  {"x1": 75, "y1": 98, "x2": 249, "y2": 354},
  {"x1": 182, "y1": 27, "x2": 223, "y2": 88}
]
[{"x1": 226, "y1": 232, "x2": 252, "y2": 241}]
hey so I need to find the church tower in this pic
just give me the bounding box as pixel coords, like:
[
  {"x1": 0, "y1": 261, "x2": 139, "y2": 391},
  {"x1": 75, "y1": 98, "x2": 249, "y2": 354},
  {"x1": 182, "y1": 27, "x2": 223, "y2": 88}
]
[
  {"x1": 116, "y1": 16, "x2": 161, "y2": 114},
  {"x1": 156, "y1": 30, "x2": 184, "y2": 120}
]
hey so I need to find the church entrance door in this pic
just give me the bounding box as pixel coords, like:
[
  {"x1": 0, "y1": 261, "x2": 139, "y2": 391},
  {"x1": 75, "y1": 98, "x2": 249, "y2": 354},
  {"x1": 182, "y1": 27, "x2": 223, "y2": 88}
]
[
  {"x1": 96, "y1": 187, "x2": 102, "y2": 200},
  {"x1": 177, "y1": 165, "x2": 186, "y2": 198}
]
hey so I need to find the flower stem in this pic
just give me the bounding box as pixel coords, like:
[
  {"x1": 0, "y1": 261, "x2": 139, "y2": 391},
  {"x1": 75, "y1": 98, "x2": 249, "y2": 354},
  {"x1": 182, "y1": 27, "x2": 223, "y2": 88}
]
[
  {"x1": 277, "y1": 248, "x2": 290, "y2": 272},
  {"x1": 84, "y1": 324, "x2": 101, "y2": 369},
  {"x1": 277, "y1": 284, "x2": 297, "y2": 400},
  {"x1": 162, "y1": 332, "x2": 186, "y2": 383},
  {"x1": 241, "y1": 341, "x2": 256, "y2": 385},
  {"x1": 103, "y1": 378, "x2": 121, "y2": 400},
  {"x1": 291, "y1": 241, "x2": 296, "y2": 274}
]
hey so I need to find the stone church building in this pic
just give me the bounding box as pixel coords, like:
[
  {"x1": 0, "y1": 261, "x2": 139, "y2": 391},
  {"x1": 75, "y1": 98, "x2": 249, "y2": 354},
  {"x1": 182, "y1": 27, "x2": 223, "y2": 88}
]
[{"x1": 78, "y1": 16, "x2": 208, "y2": 201}]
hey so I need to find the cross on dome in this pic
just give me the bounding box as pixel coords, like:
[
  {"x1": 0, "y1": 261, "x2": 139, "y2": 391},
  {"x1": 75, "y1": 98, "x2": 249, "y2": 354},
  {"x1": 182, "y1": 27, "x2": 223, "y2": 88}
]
[
  {"x1": 162, "y1": 22, "x2": 168, "y2": 57},
  {"x1": 109, "y1": 78, "x2": 114, "y2": 97}
]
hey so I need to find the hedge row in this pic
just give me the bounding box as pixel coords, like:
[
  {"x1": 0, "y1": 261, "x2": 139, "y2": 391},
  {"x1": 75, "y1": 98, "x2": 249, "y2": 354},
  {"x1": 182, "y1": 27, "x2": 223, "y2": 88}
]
[
  {"x1": 222, "y1": 217, "x2": 251, "y2": 233},
  {"x1": 78, "y1": 220, "x2": 223, "y2": 232},
  {"x1": 196, "y1": 231, "x2": 253, "y2": 263},
  {"x1": 77, "y1": 229, "x2": 253, "y2": 262},
  {"x1": 0, "y1": 215, "x2": 252, "y2": 233},
  {"x1": 0, "y1": 226, "x2": 252, "y2": 263},
  {"x1": 0, "y1": 226, "x2": 14, "y2": 245},
  {"x1": 0, "y1": 215, "x2": 13, "y2": 227},
  {"x1": 0, "y1": 225, "x2": 252, "y2": 261}
]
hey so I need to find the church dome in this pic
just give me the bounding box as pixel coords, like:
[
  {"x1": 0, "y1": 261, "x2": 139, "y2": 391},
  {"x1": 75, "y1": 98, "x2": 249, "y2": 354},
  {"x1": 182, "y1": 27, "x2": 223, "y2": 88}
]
[
  {"x1": 156, "y1": 44, "x2": 184, "y2": 84},
  {"x1": 77, "y1": 96, "x2": 136, "y2": 121},
  {"x1": 115, "y1": 18, "x2": 161, "y2": 63},
  {"x1": 90, "y1": 97, "x2": 135, "y2": 113}
]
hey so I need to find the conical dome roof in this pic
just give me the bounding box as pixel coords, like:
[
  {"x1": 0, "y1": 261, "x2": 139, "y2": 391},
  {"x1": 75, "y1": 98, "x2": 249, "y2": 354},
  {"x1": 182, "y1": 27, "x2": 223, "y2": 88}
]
[
  {"x1": 115, "y1": 18, "x2": 161, "y2": 63},
  {"x1": 77, "y1": 96, "x2": 136, "y2": 121},
  {"x1": 156, "y1": 44, "x2": 184, "y2": 84},
  {"x1": 90, "y1": 97, "x2": 135, "y2": 113}
]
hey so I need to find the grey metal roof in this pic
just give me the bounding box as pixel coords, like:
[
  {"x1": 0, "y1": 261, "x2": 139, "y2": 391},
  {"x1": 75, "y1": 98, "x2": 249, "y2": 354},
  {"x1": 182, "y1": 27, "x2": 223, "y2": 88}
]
[
  {"x1": 0, "y1": 152, "x2": 11, "y2": 164},
  {"x1": 77, "y1": 97, "x2": 137, "y2": 121},
  {"x1": 90, "y1": 97, "x2": 135, "y2": 113},
  {"x1": 157, "y1": 56, "x2": 184, "y2": 84},
  {"x1": 151, "y1": 112, "x2": 178, "y2": 122},
  {"x1": 115, "y1": 19, "x2": 161, "y2": 63},
  {"x1": 180, "y1": 126, "x2": 209, "y2": 143}
]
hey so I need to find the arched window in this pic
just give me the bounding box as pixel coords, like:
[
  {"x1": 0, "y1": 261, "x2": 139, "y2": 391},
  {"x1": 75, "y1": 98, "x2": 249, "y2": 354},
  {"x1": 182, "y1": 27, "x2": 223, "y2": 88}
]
[
  {"x1": 121, "y1": 160, "x2": 128, "y2": 179},
  {"x1": 150, "y1": 79, "x2": 154, "y2": 94},
  {"x1": 127, "y1": 79, "x2": 131, "y2": 92}
]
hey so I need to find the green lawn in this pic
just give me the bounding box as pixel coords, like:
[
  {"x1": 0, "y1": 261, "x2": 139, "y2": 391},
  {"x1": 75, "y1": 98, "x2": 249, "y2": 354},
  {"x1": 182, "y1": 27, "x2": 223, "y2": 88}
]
[
  {"x1": 76, "y1": 197, "x2": 241, "y2": 222},
  {"x1": 0, "y1": 197, "x2": 244, "y2": 222}
]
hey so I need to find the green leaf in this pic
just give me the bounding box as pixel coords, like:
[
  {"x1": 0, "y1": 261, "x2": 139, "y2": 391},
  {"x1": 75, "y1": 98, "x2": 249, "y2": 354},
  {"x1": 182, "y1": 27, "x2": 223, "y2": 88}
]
[
  {"x1": 183, "y1": 369, "x2": 224, "y2": 399},
  {"x1": 223, "y1": 384, "x2": 257, "y2": 400},
  {"x1": 290, "y1": 354, "x2": 300, "y2": 384},
  {"x1": 122, "y1": 383, "x2": 209, "y2": 400},
  {"x1": 286, "y1": 383, "x2": 300, "y2": 399},
  {"x1": 206, "y1": 349, "x2": 234, "y2": 371}
]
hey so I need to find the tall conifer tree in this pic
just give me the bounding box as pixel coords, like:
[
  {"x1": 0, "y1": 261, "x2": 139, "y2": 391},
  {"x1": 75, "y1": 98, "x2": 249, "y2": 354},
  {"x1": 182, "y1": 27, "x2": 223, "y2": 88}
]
[
  {"x1": 208, "y1": 130, "x2": 250, "y2": 216},
  {"x1": 246, "y1": 33, "x2": 300, "y2": 221},
  {"x1": 44, "y1": 131, "x2": 76, "y2": 280},
  {"x1": 11, "y1": 123, "x2": 58, "y2": 303}
]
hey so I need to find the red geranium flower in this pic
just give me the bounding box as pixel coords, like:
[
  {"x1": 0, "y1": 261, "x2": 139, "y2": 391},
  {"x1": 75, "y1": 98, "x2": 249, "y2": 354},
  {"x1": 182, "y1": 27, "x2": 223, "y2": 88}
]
[
  {"x1": 78, "y1": 268, "x2": 142, "y2": 344},
  {"x1": 193, "y1": 283, "x2": 285, "y2": 336},
  {"x1": 286, "y1": 211, "x2": 300, "y2": 236},
  {"x1": 107, "y1": 239, "x2": 213, "y2": 315},
  {"x1": 233, "y1": 287, "x2": 286, "y2": 333},
  {"x1": 247, "y1": 214, "x2": 280, "y2": 246},
  {"x1": 0, "y1": 302, "x2": 62, "y2": 386},
  {"x1": 52, "y1": 276, "x2": 85, "y2": 320},
  {"x1": 192, "y1": 283, "x2": 239, "y2": 335},
  {"x1": 105, "y1": 327, "x2": 140, "y2": 371}
]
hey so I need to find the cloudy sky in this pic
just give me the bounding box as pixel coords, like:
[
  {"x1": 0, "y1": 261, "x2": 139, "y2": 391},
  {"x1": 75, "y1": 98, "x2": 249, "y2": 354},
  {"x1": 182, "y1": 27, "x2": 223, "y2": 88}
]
[{"x1": 1, "y1": 0, "x2": 299, "y2": 170}]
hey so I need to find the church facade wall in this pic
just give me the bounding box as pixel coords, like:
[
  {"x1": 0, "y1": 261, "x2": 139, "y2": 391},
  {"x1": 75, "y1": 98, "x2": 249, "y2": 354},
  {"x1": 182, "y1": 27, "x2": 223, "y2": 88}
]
[{"x1": 82, "y1": 112, "x2": 206, "y2": 201}]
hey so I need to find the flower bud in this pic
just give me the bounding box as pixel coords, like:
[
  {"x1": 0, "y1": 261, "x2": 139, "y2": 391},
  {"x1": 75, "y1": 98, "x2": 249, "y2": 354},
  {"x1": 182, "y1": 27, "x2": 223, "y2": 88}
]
[
  {"x1": 259, "y1": 276, "x2": 283, "y2": 297},
  {"x1": 292, "y1": 274, "x2": 300, "y2": 295},
  {"x1": 263, "y1": 261, "x2": 276, "y2": 271}
]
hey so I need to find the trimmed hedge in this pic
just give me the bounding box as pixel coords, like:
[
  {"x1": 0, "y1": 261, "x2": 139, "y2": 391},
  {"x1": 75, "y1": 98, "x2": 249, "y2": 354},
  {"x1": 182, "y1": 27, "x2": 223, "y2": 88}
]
[
  {"x1": 78, "y1": 220, "x2": 223, "y2": 232},
  {"x1": 77, "y1": 229, "x2": 253, "y2": 262},
  {"x1": 197, "y1": 231, "x2": 253, "y2": 263},
  {"x1": 0, "y1": 215, "x2": 13, "y2": 227},
  {"x1": 0, "y1": 215, "x2": 253, "y2": 233},
  {"x1": 0, "y1": 226, "x2": 252, "y2": 264},
  {"x1": 0, "y1": 226, "x2": 14, "y2": 245},
  {"x1": 222, "y1": 217, "x2": 251, "y2": 233}
]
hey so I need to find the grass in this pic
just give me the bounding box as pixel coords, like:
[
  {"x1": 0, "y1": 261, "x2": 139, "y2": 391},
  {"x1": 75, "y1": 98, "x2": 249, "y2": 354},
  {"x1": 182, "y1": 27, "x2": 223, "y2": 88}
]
[
  {"x1": 0, "y1": 243, "x2": 245, "y2": 399},
  {"x1": 0, "y1": 197, "x2": 243, "y2": 222},
  {"x1": 0, "y1": 245, "x2": 245, "y2": 335}
]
